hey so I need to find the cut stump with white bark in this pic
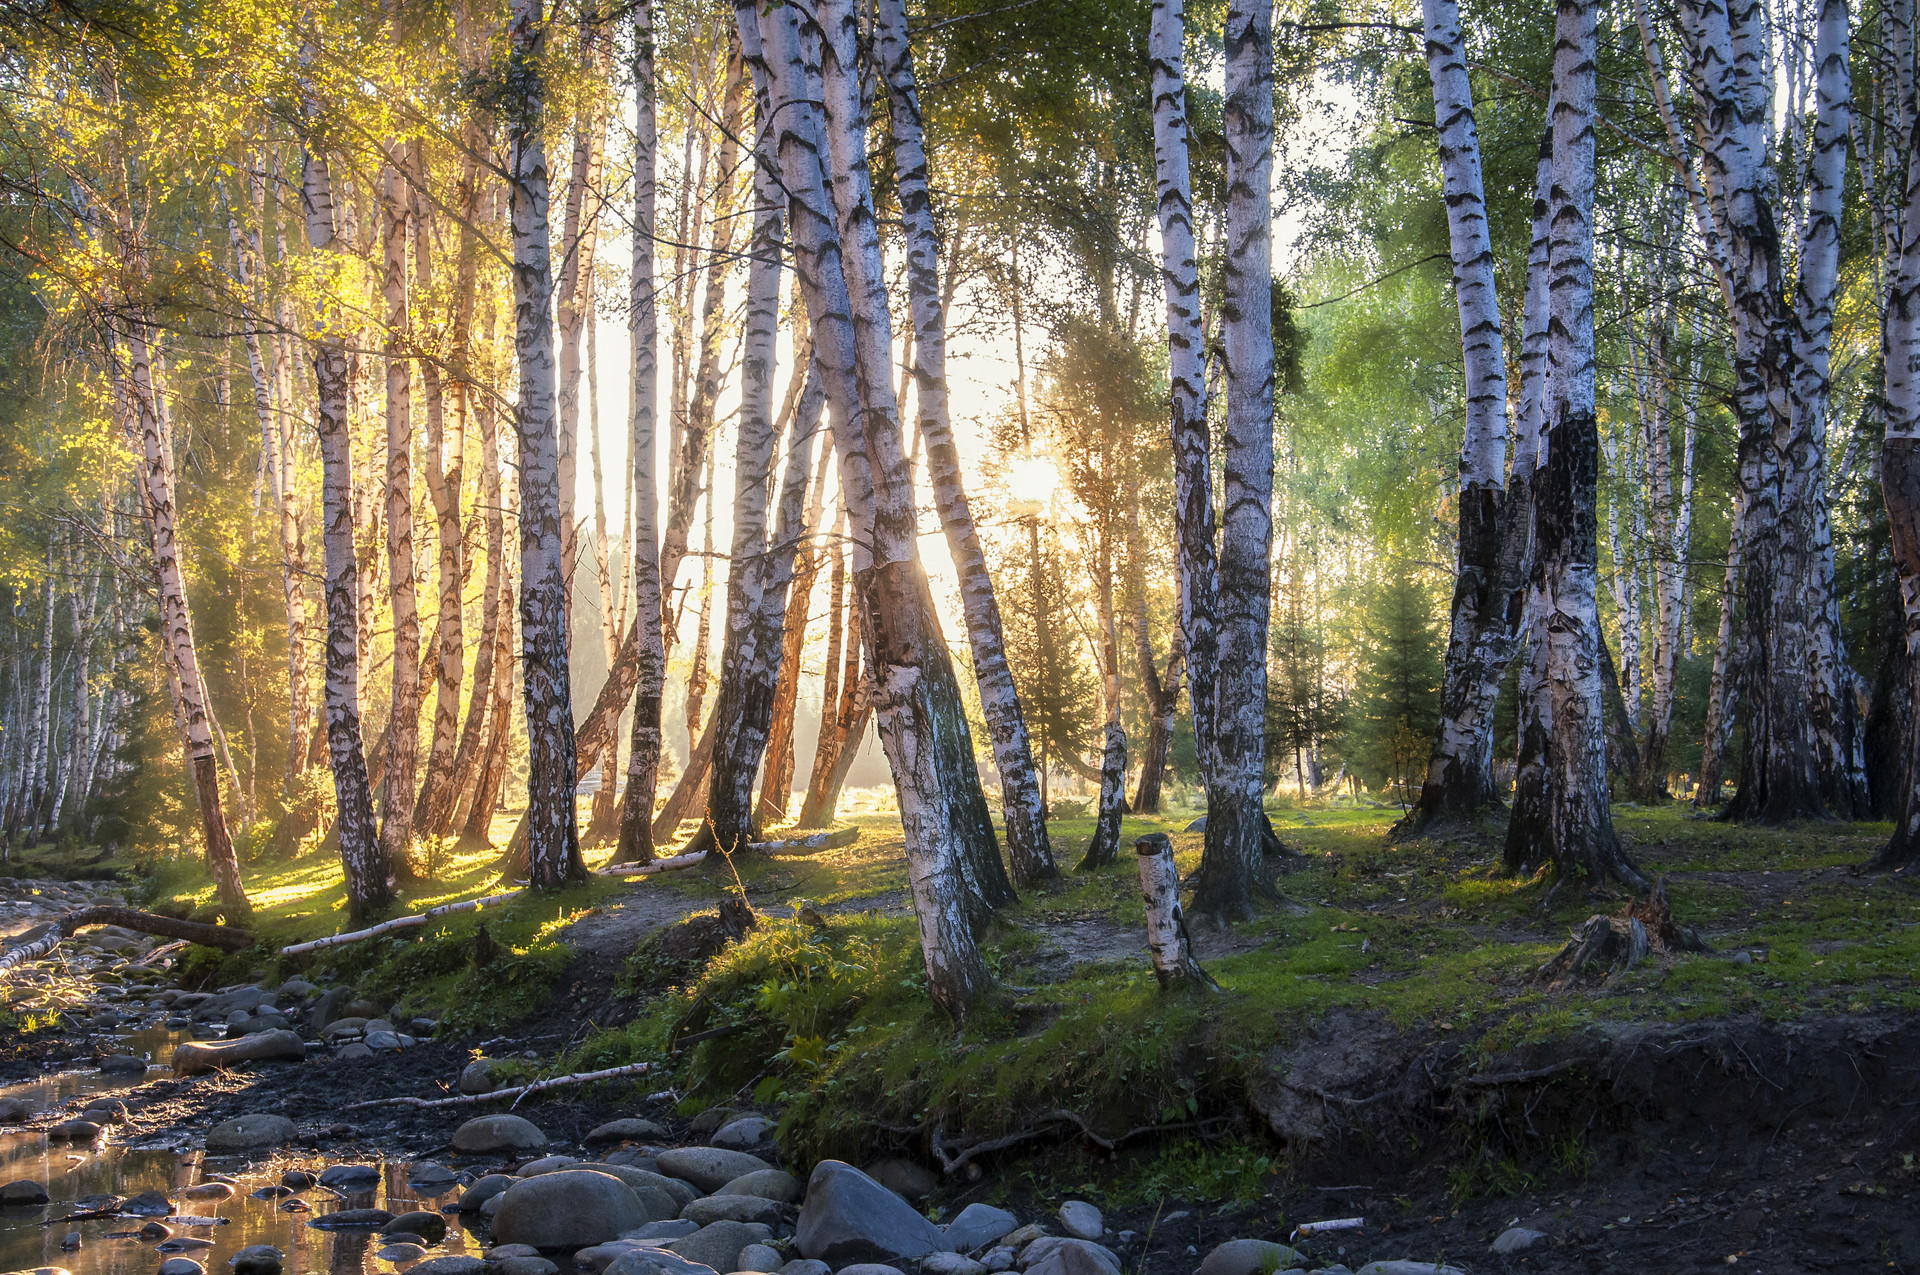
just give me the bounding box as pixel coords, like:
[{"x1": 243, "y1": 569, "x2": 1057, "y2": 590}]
[{"x1": 1134, "y1": 833, "x2": 1214, "y2": 990}]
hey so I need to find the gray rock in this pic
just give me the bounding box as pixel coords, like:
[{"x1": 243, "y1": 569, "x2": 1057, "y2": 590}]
[
  {"x1": 714, "y1": 1171, "x2": 802, "y2": 1205},
  {"x1": 585, "y1": 1118, "x2": 668, "y2": 1146},
  {"x1": 569, "y1": 1166, "x2": 685, "y2": 1219},
  {"x1": 603, "y1": 1250, "x2": 724, "y2": 1275},
  {"x1": 922, "y1": 1256, "x2": 986, "y2": 1275},
  {"x1": 516, "y1": 1156, "x2": 581, "y2": 1177},
  {"x1": 60, "y1": 1233, "x2": 79, "y2": 1252},
  {"x1": 687, "y1": 1109, "x2": 737, "y2": 1137},
  {"x1": 407, "y1": 1162, "x2": 458, "y2": 1188},
  {"x1": 792, "y1": 1161, "x2": 946, "y2": 1265},
  {"x1": 574, "y1": 1241, "x2": 653, "y2": 1274},
  {"x1": 709, "y1": 1117, "x2": 776, "y2": 1152},
  {"x1": 98, "y1": 1054, "x2": 147, "y2": 1074},
  {"x1": 383, "y1": 1211, "x2": 447, "y2": 1243},
  {"x1": 1352, "y1": 1266, "x2": 1466, "y2": 1275},
  {"x1": 860, "y1": 1159, "x2": 936, "y2": 1202},
  {"x1": 317, "y1": 1165, "x2": 380, "y2": 1191},
  {"x1": 1019, "y1": 1239, "x2": 1119, "y2": 1275},
  {"x1": 377, "y1": 1245, "x2": 429, "y2": 1263},
  {"x1": 227, "y1": 1246, "x2": 283, "y2": 1275},
  {"x1": 487, "y1": 1247, "x2": 542, "y2": 1260},
  {"x1": 836, "y1": 1266, "x2": 905, "y2": 1275},
  {"x1": 309, "y1": 1209, "x2": 394, "y2": 1230},
  {"x1": 157, "y1": 1259, "x2": 205, "y2": 1275},
  {"x1": 978, "y1": 1249, "x2": 1016, "y2": 1273},
  {"x1": 45, "y1": 1121, "x2": 103, "y2": 1141},
  {"x1": 280, "y1": 1171, "x2": 316, "y2": 1191},
  {"x1": 680, "y1": 1196, "x2": 784, "y2": 1228},
  {"x1": 0, "y1": 1098, "x2": 30, "y2": 1123},
  {"x1": 1489, "y1": 1229, "x2": 1544, "y2": 1256},
  {"x1": 278, "y1": 979, "x2": 315, "y2": 999},
  {"x1": 459, "y1": 1059, "x2": 496, "y2": 1095},
  {"x1": 1183, "y1": 817, "x2": 1207, "y2": 832},
  {"x1": 120, "y1": 1192, "x2": 174, "y2": 1217},
  {"x1": 943, "y1": 1206, "x2": 1018, "y2": 1254},
  {"x1": 735, "y1": 1245, "x2": 784, "y2": 1274},
  {"x1": 452, "y1": 1114, "x2": 548, "y2": 1154},
  {"x1": 656, "y1": 1148, "x2": 776, "y2": 1194},
  {"x1": 180, "y1": 1184, "x2": 235, "y2": 1201},
  {"x1": 0, "y1": 1180, "x2": 50, "y2": 1205},
  {"x1": 140, "y1": 1224, "x2": 174, "y2": 1241},
  {"x1": 662, "y1": 1221, "x2": 777, "y2": 1274},
  {"x1": 204, "y1": 1114, "x2": 295, "y2": 1153},
  {"x1": 490, "y1": 1170, "x2": 659, "y2": 1249},
  {"x1": 409, "y1": 1260, "x2": 487, "y2": 1275},
  {"x1": 493, "y1": 1258, "x2": 560, "y2": 1275},
  {"x1": 776, "y1": 1263, "x2": 829, "y2": 1275},
  {"x1": 1193, "y1": 1241, "x2": 1305, "y2": 1275},
  {"x1": 622, "y1": 1220, "x2": 702, "y2": 1242},
  {"x1": 334, "y1": 1042, "x2": 375, "y2": 1062},
  {"x1": 364, "y1": 1031, "x2": 403, "y2": 1051},
  {"x1": 1056, "y1": 1204, "x2": 1101, "y2": 1243},
  {"x1": 998, "y1": 1227, "x2": 1048, "y2": 1252}
]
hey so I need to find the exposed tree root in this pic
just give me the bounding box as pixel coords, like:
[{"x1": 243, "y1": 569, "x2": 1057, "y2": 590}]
[{"x1": 343, "y1": 1061, "x2": 655, "y2": 1111}]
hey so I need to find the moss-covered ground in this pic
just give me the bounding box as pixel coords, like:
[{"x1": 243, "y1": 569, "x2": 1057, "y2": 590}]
[{"x1": 56, "y1": 794, "x2": 1920, "y2": 1188}]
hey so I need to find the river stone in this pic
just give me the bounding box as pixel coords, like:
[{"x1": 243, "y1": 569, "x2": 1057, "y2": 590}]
[
  {"x1": 679, "y1": 1196, "x2": 783, "y2": 1227},
  {"x1": 322, "y1": 1018, "x2": 367, "y2": 1041},
  {"x1": 793, "y1": 1161, "x2": 946, "y2": 1265},
  {"x1": 139, "y1": 1224, "x2": 174, "y2": 1241},
  {"x1": 280, "y1": 1171, "x2": 316, "y2": 1190},
  {"x1": 978, "y1": 1248, "x2": 1015, "y2": 1272},
  {"x1": 408, "y1": 1162, "x2": 458, "y2": 1188},
  {"x1": 584, "y1": 1118, "x2": 666, "y2": 1145},
  {"x1": 662, "y1": 1221, "x2": 776, "y2": 1274},
  {"x1": 318, "y1": 1165, "x2": 380, "y2": 1191},
  {"x1": 942, "y1": 1206, "x2": 1018, "y2": 1254},
  {"x1": 735, "y1": 1245, "x2": 784, "y2": 1273},
  {"x1": 657, "y1": 1149, "x2": 774, "y2": 1194},
  {"x1": 455, "y1": 1176, "x2": 516, "y2": 1212},
  {"x1": 172, "y1": 1031, "x2": 305, "y2": 1077},
  {"x1": 922, "y1": 1256, "x2": 986, "y2": 1275},
  {"x1": 365, "y1": 1031, "x2": 404, "y2": 1051},
  {"x1": 1353, "y1": 1266, "x2": 1466, "y2": 1275},
  {"x1": 1193, "y1": 1242, "x2": 1304, "y2": 1275},
  {"x1": 1055, "y1": 1205, "x2": 1100, "y2": 1243},
  {"x1": 0, "y1": 1181, "x2": 49, "y2": 1205},
  {"x1": 459, "y1": 1059, "x2": 496, "y2": 1095},
  {"x1": 489, "y1": 1170, "x2": 656, "y2": 1248},
  {"x1": 714, "y1": 1171, "x2": 801, "y2": 1204},
  {"x1": 309, "y1": 1209, "x2": 393, "y2": 1230},
  {"x1": 572, "y1": 1167, "x2": 682, "y2": 1219},
  {"x1": 376, "y1": 1245, "x2": 428, "y2": 1263},
  {"x1": 836, "y1": 1266, "x2": 906, "y2": 1275},
  {"x1": 227, "y1": 1246, "x2": 282, "y2": 1275},
  {"x1": 334, "y1": 1042, "x2": 374, "y2": 1062},
  {"x1": 622, "y1": 1220, "x2": 701, "y2": 1242},
  {"x1": 99, "y1": 1054, "x2": 147, "y2": 1075},
  {"x1": 452, "y1": 1114, "x2": 547, "y2": 1154},
  {"x1": 573, "y1": 1241, "x2": 651, "y2": 1274},
  {"x1": 159, "y1": 1244, "x2": 212, "y2": 1256},
  {"x1": 603, "y1": 1250, "x2": 724, "y2": 1275},
  {"x1": 709, "y1": 1117, "x2": 775, "y2": 1152},
  {"x1": 121, "y1": 1193, "x2": 175, "y2": 1217},
  {"x1": 383, "y1": 1211, "x2": 448, "y2": 1243},
  {"x1": 1489, "y1": 1229, "x2": 1544, "y2": 1255},
  {"x1": 408, "y1": 1260, "x2": 486, "y2": 1275},
  {"x1": 0, "y1": 1099, "x2": 30, "y2": 1123},
  {"x1": 486, "y1": 1247, "x2": 542, "y2": 1260},
  {"x1": 46, "y1": 1121, "x2": 102, "y2": 1141},
  {"x1": 516, "y1": 1156, "x2": 580, "y2": 1177},
  {"x1": 205, "y1": 1114, "x2": 295, "y2": 1153},
  {"x1": 1019, "y1": 1238, "x2": 1119, "y2": 1275},
  {"x1": 342, "y1": 998, "x2": 386, "y2": 1020},
  {"x1": 777, "y1": 1263, "x2": 829, "y2": 1275},
  {"x1": 82, "y1": 1099, "x2": 129, "y2": 1122},
  {"x1": 860, "y1": 1159, "x2": 935, "y2": 1202},
  {"x1": 494, "y1": 1258, "x2": 560, "y2": 1275},
  {"x1": 157, "y1": 1260, "x2": 204, "y2": 1275},
  {"x1": 180, "y1": 1184, "x2": 235, "y2": 1201}
]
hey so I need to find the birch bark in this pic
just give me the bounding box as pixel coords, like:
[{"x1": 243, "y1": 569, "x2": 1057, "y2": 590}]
[{"x1": 378, "y1": 155, "x2": 423, "y2": 872}]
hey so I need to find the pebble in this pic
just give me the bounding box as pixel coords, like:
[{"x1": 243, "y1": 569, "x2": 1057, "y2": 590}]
[{"x1": 1057, "y1": 1203, "x2": 1102, "y2": 1242}]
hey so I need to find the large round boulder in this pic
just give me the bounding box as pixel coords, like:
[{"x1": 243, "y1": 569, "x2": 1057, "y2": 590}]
[
  {"x1": 204, "y1": 1115, "x2": 295, "y2": 1154},
  {"x1": 451, "y1": 1114, "x2": 547, "y2": 1154},
  {"x1": 487, "y1": 1170, "x2": 659, "y2": 1249},
  {"x1": 793, "y1": 1161, "x2": 946, "y2": 1265},
  {"x1": 654, "y1": 1148, "x2": 773, "y2": 1194}
]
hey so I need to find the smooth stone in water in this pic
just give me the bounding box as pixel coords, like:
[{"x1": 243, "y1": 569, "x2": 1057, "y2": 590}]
[
  {"x1": 792, "y1": 1161, "x2": 945, "y2": 1265},
  {"x1": 58, "y1": 1236, "x2": 78, "y2": 1253},
  {"x1": 279, "y1": 1171, "x2": 316, "y2": 1191},
  {"x1": 139, "y1": 1225, "x2": 173, "y2": 1241},
  {"x1": 204, "y1": 1114, "x2": 295, "y2": 1153},
  {"x1": 0, "y1": 1181, "x2": 50, "y2": 1205},
  {"x1": 317, "y1": 1165, "x2": 380, "y2": 1191},
  {"x1": 121, "y1": 1193, "x2": 175, "y2": 1218},
  {"x1": 158, "y1": 1241, "x2": 212, "y2": 1254},
  {"x1": 488, "y1": 1170, "x2": 657, "y2": 1248},
  {"x1": 655, "y1": 1149, "x2": 774, "y2": 1195},
  {"x1": 377, "y1": 1245, "x2": 428, "y2": 1263},
  {"x1": 46, "y1": 1121, "x2": 102, "y2": 1141},
  {"x1": 713, "y1": 1171, "x2": 800, "y2": 1205},
  {"x1": 179, "y1": 1184, "x2": 234, "y2": 1201},
  {"x1": 451, "y1": 1114, "x2": 547, "y2": 1154},
  {"x1": 308, "y1": 1209, "x2": 393, "y2": 1230},
  {"x1": 583, "y1": 1118, "x2": 665, "y2": 1145},
  {"x1": 661, "y1": 1222, "x2": 776, "y2": 1275},
  {"x1": 383, "y1": 1211, "x2": 448, "y2": 1243},
  {"x1": 157, "y1": 1260, "x2": 205, "y2": 1275},
  {"x1": 227, "y1": 1247, "x2": 282, "y2": 1275},
  {"x1": 1193, "y1": 1241, "x2": 1305, "y2": 1275},
  {"x1": 99, "y1": 1054, "x2": 147, "y2": 1075},
  {"x1": 734, "y1": 1245, "x2": 784, "y2": 1274},
  {"x1": 454, "y1": 1176, "x2": 515, "y2": 1212},
  {"x1": 515, "y1": 1156, "x2": 579, "y2": 1178},
  {"x1": 0, "y1": 1099, "x2": 30, "y2": 1124},
  {"x1": 1489, "y1": 1229, "x2": 1544, "y2": 1255},
  {"x1": 679, "y1": 1196, "x2": 783, "y2": 1228}
]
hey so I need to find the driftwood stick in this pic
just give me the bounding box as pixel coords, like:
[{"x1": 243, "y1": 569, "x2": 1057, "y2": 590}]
[
  {"x1": 342, "y1": 1061, "x2": 654, "y2": 1110},
  {"x1": 1, "y1": 906, "x2": 255, "y2": 978},
  {"x1": 599, "y1": 850, "x2": 708, "y2": 877},
  {"x1": 279, "y1": 892, "x2": 523, "y2": 955}
]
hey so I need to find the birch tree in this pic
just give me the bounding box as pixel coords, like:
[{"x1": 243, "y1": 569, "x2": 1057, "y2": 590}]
[{"x1": 378, "y1": 152, "x2": 423, "y2": 871}]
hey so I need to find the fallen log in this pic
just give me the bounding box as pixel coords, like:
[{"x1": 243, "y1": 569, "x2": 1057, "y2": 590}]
[
  {"x1": 599, "y1": 850, "x2": 707, "y2": 877},
  {"x1": 747, "y1": 825, "x2": 860, "y2": 854},
  {"x1": 278, "y1": 891, "x2": 522, "y2": 956},
  {"x1": 173, "y1": 1029, "x2": 306, "y2": 1077},
  {"x1": 0, "y1": 906, "x2": 255, "y2": 978},
  {"x1": 342, "y1": 1061, "x2": 655, "y2": 1111}
]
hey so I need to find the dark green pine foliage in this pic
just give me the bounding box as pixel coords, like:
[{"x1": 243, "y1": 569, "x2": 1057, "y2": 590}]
[
  {"x1": 996, "y1": 527, "x2": 1100, "y2": 804},
  {"x1": 1348, "y1": 564, "x2": 1444, "y2": 804}
]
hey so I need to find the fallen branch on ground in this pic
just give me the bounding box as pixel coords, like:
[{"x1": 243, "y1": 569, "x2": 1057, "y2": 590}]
[
  {"x1": 600, "y1": 850, "x2": 707, "y2": 876},
  {"x1": 747, "y1": 826, "x2": 860, "y2": 854},
  {"x1": 0, "y1": 906, "x2": 255, "y2": 978},
  {"x1": 279, "y1": 892, "x2": 522, "y2": 955},
  {"x1": 342, "y1": 1061, "x2": 654, "y2": 1110}
]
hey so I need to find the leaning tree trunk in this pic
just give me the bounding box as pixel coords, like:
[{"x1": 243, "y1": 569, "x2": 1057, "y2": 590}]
[
  {"x1": 1147, "y1": 0, "x2": 1219, "y2": 828},
  {"x1": 378, "y1": 155, "x2": 424, "y2": 875},
  {"x1": 1400, "y1": 0, "x2": 1532, "y2": 838},
  {"x1": 874, "y1": 0, "x2": 1058, "y2": 886},
  {"x1": 508, "y1": 0, "x2": 584, "y2": 888},
  {"x1": 447, "y1": 384, "x2": 504, "y2": 840},
  {"x1": 117, "y1": 316, "x2": 249, "y2": 912},
  {"x1": 1190, "y1": 0, "x2": 1276, "y2": 925},
  {"x1": 616, "y1": 0, "x2": 666, "y2": 866},
  {"x1": 758, "y1": 438, "x2": 833, "y2": 825},
  {"x1": 797, "y1": 523, "x2": 856, "y2": 828},
  {"x1": 302, "y1": 134, "x2": 390, "y2": 921},
  {"x1": 754, "y1": 0, "x2": 1001, "y2": 1015},
  {"x1": 1510, "y1": 0, "x2": 1644, "y2": 892}
]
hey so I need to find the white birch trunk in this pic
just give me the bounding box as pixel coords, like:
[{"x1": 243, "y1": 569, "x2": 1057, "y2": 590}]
[
  {"x1": 1135, "y1": 832, "x2": 1211, "y2": 989},
  {"x1": 378, "y1": 156, "x2": 423, "y2": 871}
]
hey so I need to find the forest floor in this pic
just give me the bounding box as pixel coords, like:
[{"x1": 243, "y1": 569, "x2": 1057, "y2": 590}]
[{"x1": 7, "y1": 796, "x2": 1920, "y2": 1271}]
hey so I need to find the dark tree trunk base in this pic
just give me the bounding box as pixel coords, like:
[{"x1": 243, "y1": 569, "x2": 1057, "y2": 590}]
[{"x1": 1077, "y1": 724, "x2": 1128, "y2": 871}]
